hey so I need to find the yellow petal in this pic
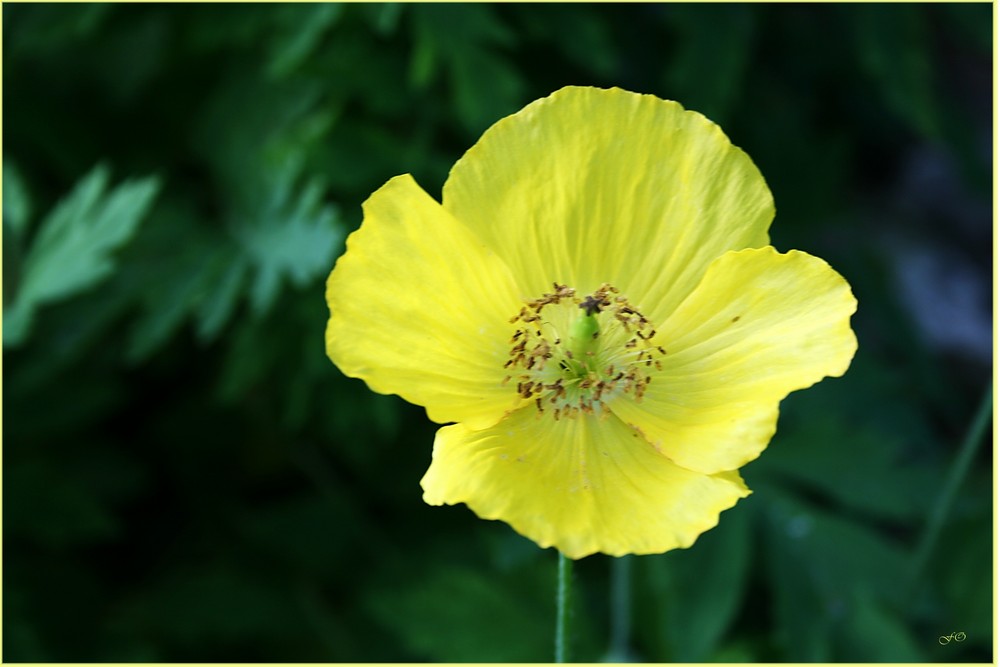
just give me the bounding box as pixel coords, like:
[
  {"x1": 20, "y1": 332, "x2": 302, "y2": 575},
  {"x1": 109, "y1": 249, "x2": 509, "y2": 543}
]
[
  {"x1": 420, "y1": 406, "x2": 750, "y2": 559},
  {"x1": 442, "y1": 86, "x2": 773, "y2": 323},
  {"x1": 325, "y1": 174, "x2": 524, "y2": 430},
  {"x1": 610, "y1": 247, "x2": 858, "y2": 475}
]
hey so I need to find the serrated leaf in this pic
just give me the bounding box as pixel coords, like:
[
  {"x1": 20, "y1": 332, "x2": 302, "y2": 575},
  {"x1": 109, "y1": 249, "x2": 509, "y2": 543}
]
[
  {"x1": 235, "y1": 174, "x2": 342, "y2": 317},
  {"x1": 517, "y1": 6, "x2": 618, "y2": 79},
  {"x1": 112, "y1": 193, "x2": 250, "y2": 362},
  {"x1": 195, "y1": 258, "x2": 249, "y2": 342},
  {"x1": 450, "y1": 48, "x2": 525, "y2": 135},
  {"x1": 214, "y1": 313, "x2": 279, "y2": 403},
  {"x1": 408, "y1": 5, "x2": 522, "y2": 133},
  {"x1": 124, "y1": 239, "x2": 248, "y2": 363},
  {"x1": 3, "y1": 164, "x2": 160, "y2": 346},
  {"x1": 124, "y1": 248, "x2": 217, "y2": 363},
  {"x1": 2, "y1": 280, "x2": 135, "y2": 395}
]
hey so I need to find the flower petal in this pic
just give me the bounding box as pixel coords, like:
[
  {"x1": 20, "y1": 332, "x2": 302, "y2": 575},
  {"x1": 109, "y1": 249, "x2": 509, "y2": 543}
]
[
  {"x1": 442, "y1": 86, "x2": 773, "y2": 323},
  {"x1": 610, "y1": 247, "x2": 858, "y2": 475},
  {"x1": 420, "y1": 406, "x2": 750, "y2": 559},
  {"x1": 325, "y1": 174, "x2": 524, "y2": 429}
]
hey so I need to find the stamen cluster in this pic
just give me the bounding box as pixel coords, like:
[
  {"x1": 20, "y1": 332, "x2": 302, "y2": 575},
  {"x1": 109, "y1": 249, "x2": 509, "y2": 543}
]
[{"x1": 503, "y1": 282, "x2": 666, "y2": 420}]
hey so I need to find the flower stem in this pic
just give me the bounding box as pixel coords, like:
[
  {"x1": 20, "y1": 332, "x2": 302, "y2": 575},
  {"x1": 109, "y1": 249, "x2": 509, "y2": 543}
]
[
  {"x1": 606, "y1": 555, "x2": 632, "y2": 661},
  {"x1": 907, "y1": 384, "x2": 992, "y2": 599},
  {"x1": 555, "y1": 551, "x2": 572, "y2": 663}
]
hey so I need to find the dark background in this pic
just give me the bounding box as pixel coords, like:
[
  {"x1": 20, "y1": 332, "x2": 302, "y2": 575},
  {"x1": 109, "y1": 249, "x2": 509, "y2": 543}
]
[{"x1": 3, "y1": 3, "x2": 992, "y2": 662}]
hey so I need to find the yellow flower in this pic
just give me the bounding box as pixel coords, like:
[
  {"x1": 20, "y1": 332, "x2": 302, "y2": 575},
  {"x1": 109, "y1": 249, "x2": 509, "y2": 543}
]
[{"x1": 325, "y1": 86, "x2": 857, "y2": 559}]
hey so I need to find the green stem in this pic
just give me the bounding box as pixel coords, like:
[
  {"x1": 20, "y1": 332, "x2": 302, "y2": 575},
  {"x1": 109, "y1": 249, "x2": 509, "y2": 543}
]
[
  {"x1": 555, "y1": 551, "x2": 572, "y2": 663},
  {"x1": 607, "y1": 556, "x2": 632, "y2": 661},
  {"x1": 907, "y1": 384, "x2": 992, "y2": 598}
]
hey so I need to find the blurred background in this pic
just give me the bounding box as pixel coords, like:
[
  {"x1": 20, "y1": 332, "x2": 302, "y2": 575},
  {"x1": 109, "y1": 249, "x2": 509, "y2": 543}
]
[{"x1": 2, "y1": 3, "x2": 993, "y2": 662}]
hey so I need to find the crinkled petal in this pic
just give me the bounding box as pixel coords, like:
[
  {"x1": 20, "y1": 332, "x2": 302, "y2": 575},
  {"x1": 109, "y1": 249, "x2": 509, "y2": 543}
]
[
  {"x1": 610, "y1": 247, "x2": 858, "y2": 475},
  {"x1": 420, "y1": 406, "x2": 750, "y2": 559},
  {"x1": 442, "y1": 86, "x2": 773, "y2": 322},
  {"x1": 325, "y1": 174, "x2": 523, "y2": 430}
]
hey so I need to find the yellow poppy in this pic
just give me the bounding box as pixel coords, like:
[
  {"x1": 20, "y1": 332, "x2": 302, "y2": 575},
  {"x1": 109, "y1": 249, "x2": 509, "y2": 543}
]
[{"x1": 325, "y1": 86, "x2": 857, "y2": 559}]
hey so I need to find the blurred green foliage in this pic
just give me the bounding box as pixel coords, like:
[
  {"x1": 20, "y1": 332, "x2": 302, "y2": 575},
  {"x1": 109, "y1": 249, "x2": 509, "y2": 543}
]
[{"x1": 3, "y1": 3, "x2": 992, "y2": 662}]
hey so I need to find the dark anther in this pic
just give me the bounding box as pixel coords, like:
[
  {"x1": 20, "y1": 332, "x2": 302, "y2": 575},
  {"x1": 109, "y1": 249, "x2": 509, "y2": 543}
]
[{"x1": 579, "y1": 295, "x2": 603, "y2": 316}]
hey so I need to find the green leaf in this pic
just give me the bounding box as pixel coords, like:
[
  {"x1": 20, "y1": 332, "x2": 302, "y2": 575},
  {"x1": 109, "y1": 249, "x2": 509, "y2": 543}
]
[
  {"x1": 835, "y1": 590, "x2": 924, "y2": 661},
  {"x1": 750, "y1": 415, "x2": 940, "y2": 523},
  {"x1": 851, "y1": 5, "x2": 940, "y2": 139},
  {"x1": 125, "y1": 245, "x2": 244, "y2": 363},
  {"x1": 4, "y1": 3, "x2": 112, "y2": 57},
  {"x1": 408, "y1": 5, "x2": 523, "y2": 134},
  {"x1": 637, "y1": 502, "x2": 752, "y2": 661},
  {"x1": 746, "y1": 353, "x2": 943, "y2": 523},
  {"x1": 214, "y1": 313, "x2": 278, "y2": 403},
  {"x1": 932, "y1": 510, "x2": 993, "y2": 649},
  {"x1": 195, "y1": 258, "x2": 249, "y2": 341},
  {"x1": 661, "y1": 5, "x2": 756, "y2": 125},
  {"x1": 266, "y1": 4, "x2": 344, "y2": 79},
  {"x1": 450, "y1": 48, "x2": 525, "y2": 136},
  {"x1": 3, "y1": 160, "x2": 34, "y2": 240},
  {"x1": 234, "y1": 172, "x2": 342, "y2": 317},
  {"x1": 763, "y1": 490, "x2": 914, "y2": 660},
  {"x1": 513, "y1": 6, "x2": 619, "y2": 79},
  {"x1": 365, "y1": 563, "x2": 559, "y2": 661},
  {"x1": 409, "y1": 23, "x2": 437, "y2": 89},
  {"x1": 370, "y1": 3, "x2": 404, "y2": 36},
  {"x1": 3, "y1": 165, "x2": 160, "y2": 347},
  {"x1": 192, "y1": 70, "x2": 327, "y2": 200},
  {"x1": 116, "y1": 195, "x2": 250, "y2": 362}
]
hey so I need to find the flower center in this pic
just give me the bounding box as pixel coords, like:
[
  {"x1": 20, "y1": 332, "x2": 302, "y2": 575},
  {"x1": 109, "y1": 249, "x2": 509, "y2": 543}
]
[{"x1": 503, "y1": 283, "x2": 666, "y2": 420}]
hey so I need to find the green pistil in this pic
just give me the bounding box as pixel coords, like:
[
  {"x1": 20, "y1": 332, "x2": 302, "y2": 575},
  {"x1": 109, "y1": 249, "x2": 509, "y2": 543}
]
[
  {"x1": 566, "y1": 308, "x2": 600, "y2": 373},
  {"x1": 504, "y1": 283, "x2": 663, "y2": 418}
]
